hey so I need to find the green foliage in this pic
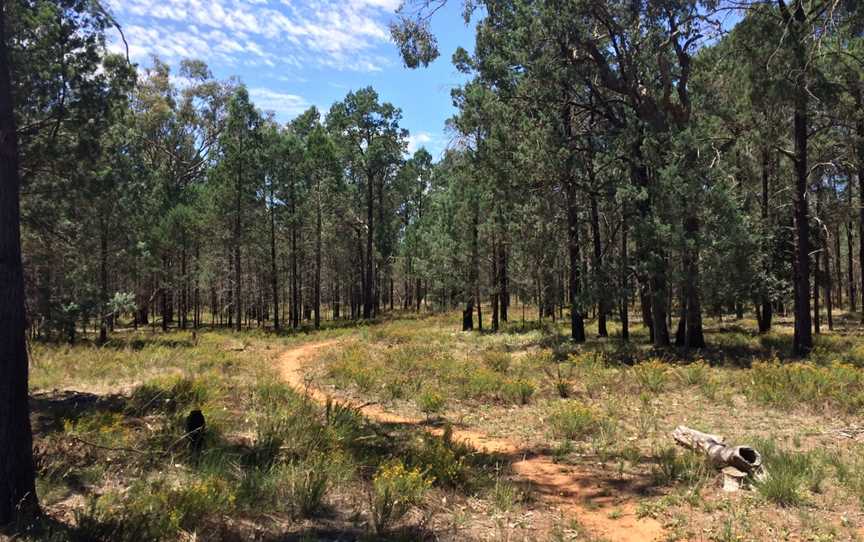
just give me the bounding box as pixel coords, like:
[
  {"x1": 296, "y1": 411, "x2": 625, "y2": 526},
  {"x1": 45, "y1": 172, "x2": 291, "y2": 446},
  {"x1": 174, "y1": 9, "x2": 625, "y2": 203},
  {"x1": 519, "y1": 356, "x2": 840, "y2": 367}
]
[
  {"x1": 417, "y1": 388, "x2": 446, "y2": 417},
  {"x1": 651, "y1": 447, "x2": 712, "y2": 486},
  {"x1": 481, "y1": 350, "x2": 512, "y2": 373},
  {"x1": 633, "y1": 360, "x2": 671, "y2": 394},
  {"x1": 747, "y1": 361, "x2": 864, "y2": 412},
  {"x1": 546, "y1": 402, "x2": 602, "y2": 441},
  {"x1": 369, "y1": 460, "x2": 431, "y2": 534},
  {"x1": 501, "y1": 378, "x2": 535, "y2": 405}
]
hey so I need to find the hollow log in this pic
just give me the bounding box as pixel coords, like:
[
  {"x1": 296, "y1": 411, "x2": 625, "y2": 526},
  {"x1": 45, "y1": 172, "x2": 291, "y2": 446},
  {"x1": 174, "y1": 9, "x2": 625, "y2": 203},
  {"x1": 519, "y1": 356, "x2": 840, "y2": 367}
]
[{"x1": 671, "y1": 425, "x2": 765, "y2": 490}]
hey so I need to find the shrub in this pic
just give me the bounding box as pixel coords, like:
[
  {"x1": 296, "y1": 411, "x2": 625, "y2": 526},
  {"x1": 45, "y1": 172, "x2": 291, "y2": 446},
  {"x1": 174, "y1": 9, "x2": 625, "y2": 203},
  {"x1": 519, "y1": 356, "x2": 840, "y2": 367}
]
[
  {"x1": 408, "y1": 430, "x2": 469, "y2": 488},
  {"x1": 678, "y1": 360, "x2": 710, "y2": 387},
  {"x1": 632, "y1": 360, "x2": 669, "y2": 393},
  {"x1": 369, "y1": 460, "x2": 431, "y2": 534},
  {"x1": 285, "y1": 456, "x2": 330, "y2": 517},
  {"x1": 652, "y1": 447, "x2": 712, "y2": 485},
  {"x1": 417, "y1": 389, "x2": 446, "y2": 418},
  {"x1": 544, "y1": 362, "x2": 575, "y2": 398},
  {"x1": 456, "y1": 368, "x2": 505, "y2": 399},
  {"x1": 547, "y1": 402, "x2": 600, "y2": 440},
  {"x1": 501, "y1": 378, "x2": 535, "y2": 405},
  {"x1": 482, "y1": 350, "x2": 512, "y2": 373}
]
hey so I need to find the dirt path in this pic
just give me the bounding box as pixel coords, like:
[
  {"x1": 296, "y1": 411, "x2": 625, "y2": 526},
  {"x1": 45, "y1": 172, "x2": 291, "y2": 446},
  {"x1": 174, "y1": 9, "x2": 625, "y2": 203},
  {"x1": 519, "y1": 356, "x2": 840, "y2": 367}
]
[{"x1": 277, "y1": 339, "x2": 665, "y2": 542}]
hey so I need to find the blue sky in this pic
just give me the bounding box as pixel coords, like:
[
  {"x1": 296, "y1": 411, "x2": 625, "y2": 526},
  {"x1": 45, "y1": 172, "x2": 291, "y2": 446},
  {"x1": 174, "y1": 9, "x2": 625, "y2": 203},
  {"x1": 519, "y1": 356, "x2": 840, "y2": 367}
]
[{"x1": 106, "y1": 0, "x2": 476, "y2": 159}]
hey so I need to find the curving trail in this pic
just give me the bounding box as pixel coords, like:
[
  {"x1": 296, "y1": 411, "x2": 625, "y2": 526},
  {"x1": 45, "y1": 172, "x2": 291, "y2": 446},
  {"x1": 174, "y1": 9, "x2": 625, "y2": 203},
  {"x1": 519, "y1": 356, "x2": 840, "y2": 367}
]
[{"x1": 277, "y1": 339, "x2": 665, "y2": 542}]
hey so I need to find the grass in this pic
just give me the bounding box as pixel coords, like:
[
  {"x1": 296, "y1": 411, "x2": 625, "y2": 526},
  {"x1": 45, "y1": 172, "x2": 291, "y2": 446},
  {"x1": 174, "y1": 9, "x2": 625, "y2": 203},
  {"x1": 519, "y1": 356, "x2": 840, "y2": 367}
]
[{"x1": 22, "y1": 310, "x2": 864, "y2": 541}]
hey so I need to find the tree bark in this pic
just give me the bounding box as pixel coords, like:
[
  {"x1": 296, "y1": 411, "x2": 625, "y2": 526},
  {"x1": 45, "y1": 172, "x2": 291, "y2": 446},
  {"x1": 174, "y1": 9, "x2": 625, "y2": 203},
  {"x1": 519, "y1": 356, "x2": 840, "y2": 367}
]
[
  {"x1": 759, "y1": 147, "x2": 773, "y2": 333},
  {"x1": 269, "y1": 183, "x2": 280, "y2": 331},
  {"x1": 566, "y1": 181, "x2": 586, "y2": 342},
  {"x1": 590, "y1": 193, "x2": 607, "y2": 337},
  {"x1": 98, "y1": 220, "x2": 108, "y2": 345},
  {"x1": 791, "y1": 39, "x2": 813, "y2": 355},
  {"x1": 0, "y1": 1, "x2": 39, "y2": 521},
  {"x1": 364, "y1": 168, "x2": 375, "y2": 319}
]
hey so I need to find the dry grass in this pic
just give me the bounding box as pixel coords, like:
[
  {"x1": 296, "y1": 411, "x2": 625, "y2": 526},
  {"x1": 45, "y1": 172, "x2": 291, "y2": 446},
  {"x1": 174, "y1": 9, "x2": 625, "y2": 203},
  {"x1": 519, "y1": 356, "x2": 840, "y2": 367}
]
[{"x1": 20, "y1": 311, "x2": 864, "y2": 541}]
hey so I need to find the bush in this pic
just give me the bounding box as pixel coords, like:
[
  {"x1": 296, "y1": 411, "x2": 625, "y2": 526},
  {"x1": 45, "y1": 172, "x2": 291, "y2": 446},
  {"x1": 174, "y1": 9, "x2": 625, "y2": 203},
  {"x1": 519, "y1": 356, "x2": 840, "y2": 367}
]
[
  {"x1": 633, "y1": 360, "x2": 669, "y2": 393},
  {"x1": 417, "y1": 388, "x2": 446, "y2": 418},
  {"x1": 482, "y1": 350, "x2": 512, "y2": 373},
  {"x1": 369, "y1": 460, "x2": 431, "y2": 534},
  {"x1": 285, "y1": 456, "x2": 330, "y2": 517},
  {"x1": 407, "y1": 427, "x2": 471, "y2": 488},
  {"x1": 652, "y1": 447, "x2": 712, "y2": 485},
  {"x1": 677, "y1": 360, "x2": 710, "y2": 387},
  {"x1": 547, "y1": 402, "x2": 601, "y2": 440},
  {"x1": 544, "y1": 361, "x2": 575, "y2": 398},
  {"x1": 501, "y1": 378, "x2": 535, "y2": 405}
]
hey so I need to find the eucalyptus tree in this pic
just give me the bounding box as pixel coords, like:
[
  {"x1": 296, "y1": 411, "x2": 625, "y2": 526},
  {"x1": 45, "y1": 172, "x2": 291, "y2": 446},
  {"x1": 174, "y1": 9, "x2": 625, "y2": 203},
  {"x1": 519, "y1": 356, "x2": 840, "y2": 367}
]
[
  {"x1": 304, "y1": 122, "x2": 341, "y2": 328},
  {"x1": 132, "y1": 59, "x2": 232, "y2": 330},
  {"x1": 212, "y1": 86, "x2": 262, "y2": 331},
  {"x1": 326, "y1": 88, "x2": 407, "y2": 319},
  {"x1": 395, "y1": 148, "x2": 434, "y2": 311}
]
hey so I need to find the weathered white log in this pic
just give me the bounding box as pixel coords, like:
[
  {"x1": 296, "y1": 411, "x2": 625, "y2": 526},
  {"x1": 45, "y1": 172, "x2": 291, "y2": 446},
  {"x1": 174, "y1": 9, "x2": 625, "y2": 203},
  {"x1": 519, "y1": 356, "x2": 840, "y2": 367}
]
[{"x1": 671, "y1": 425, "x2": 766, "y2": 488}]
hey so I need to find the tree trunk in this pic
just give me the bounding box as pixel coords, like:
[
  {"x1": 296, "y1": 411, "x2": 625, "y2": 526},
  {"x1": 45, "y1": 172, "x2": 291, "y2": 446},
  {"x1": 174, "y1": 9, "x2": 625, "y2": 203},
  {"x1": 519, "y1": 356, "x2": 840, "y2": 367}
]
[
  {"x1": 857, "y1": 94, "x2": 864, "y2": 318},
  {"x1": 565, "y1": 181, "x2": 586, "y2": 342},
  {"x1": 590, "y1": 193, "x2": 607, "y2": 337},
  {"x1": 364, "y1": 170, "x2": 374, "y2": 319},
  {"x1": 233, "y1": 151, "x2": 242, "y2": 332},
  {"x1": 620, "y1": 213, "x2": 630, "y2": 341},
  {"x1": 314, "y1": 178, "x2": 322, "y2": 329},
  {"x1": 792, "y1": 68, "x2": 813, "y2": 355},
  {"x1": 491, "y1": 239, "x2": 499, "y2": 332},
  {"x1": 682, "y1": 216, "x2": 705, "y2": 348},
  {"x1": 290, "y1": 187, "x2": 299, "y2": 329},
  {"x1": 270, "y1": 184, "x2": 280, "y2": 331},
  {"x1": 759, "y1": 147, "x2": 773, "y2": 333},
  {"x1": 849, "y1": 214, "x2": 857, "y2": 312},
  {"x1": 499, "y1": 240, "x2": 509, "y2": 321},
  {"x1": 98, "y1": 221, "x2": 108, "y2": 345},
  {"x1": 0, "y1": 3, "x2": 39, "y2": 520}
]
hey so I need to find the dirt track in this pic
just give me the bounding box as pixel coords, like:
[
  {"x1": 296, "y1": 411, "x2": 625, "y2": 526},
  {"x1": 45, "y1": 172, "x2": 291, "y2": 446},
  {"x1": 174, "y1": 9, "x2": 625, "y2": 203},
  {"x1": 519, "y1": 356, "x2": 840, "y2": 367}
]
[{"x1": 277, "y1": 339, "x2": 664, "y2": 542}]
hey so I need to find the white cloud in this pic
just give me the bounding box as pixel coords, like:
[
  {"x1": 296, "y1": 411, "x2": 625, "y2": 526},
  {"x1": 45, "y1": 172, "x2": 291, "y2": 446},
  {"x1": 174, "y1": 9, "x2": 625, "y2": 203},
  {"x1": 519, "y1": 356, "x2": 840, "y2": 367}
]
[
  {"x1": 107, "y1": 0, "x2": 398, "y2": 71},
  {"x1": 249, "y1": 87, "x2": 311, "y2": 118},
  {"x1": 407, "y1": 131, "x2": 433, "y2": 154}
]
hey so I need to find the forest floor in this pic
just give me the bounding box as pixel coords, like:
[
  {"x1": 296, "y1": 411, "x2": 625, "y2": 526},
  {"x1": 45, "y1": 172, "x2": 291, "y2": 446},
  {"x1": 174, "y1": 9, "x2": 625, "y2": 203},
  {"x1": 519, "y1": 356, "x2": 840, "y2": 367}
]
[{"x1": 18, "y1": 310, "x2": 864, "y2": 541}]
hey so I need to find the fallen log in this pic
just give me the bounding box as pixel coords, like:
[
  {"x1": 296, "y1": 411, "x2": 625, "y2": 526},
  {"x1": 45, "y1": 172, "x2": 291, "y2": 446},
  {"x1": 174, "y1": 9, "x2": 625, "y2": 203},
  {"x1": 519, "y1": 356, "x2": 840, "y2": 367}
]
[{"x1": 671, "y1": 425, "x2": 766, "y2": 491}]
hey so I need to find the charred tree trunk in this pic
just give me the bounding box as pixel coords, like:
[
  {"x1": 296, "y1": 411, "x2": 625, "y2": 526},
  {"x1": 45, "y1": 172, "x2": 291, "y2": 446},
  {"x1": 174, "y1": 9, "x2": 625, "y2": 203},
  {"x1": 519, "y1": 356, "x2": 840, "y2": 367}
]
[{"x1": 0, "y1": 3, "x2": 39, "y2": 521}]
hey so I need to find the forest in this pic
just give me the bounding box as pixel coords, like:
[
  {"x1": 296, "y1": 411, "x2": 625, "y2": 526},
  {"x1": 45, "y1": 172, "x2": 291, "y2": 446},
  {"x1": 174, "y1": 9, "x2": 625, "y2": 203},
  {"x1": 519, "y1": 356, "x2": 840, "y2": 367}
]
[{"x1": 3, "y1": 0, "x2": 864, "y2": 541}]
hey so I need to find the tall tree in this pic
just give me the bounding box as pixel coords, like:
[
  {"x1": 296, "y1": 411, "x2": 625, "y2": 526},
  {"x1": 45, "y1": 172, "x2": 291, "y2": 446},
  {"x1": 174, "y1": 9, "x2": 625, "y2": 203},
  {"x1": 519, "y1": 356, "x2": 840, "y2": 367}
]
[{"x1": 0, "y1": 0, "x2": 38, "y2": 525}]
